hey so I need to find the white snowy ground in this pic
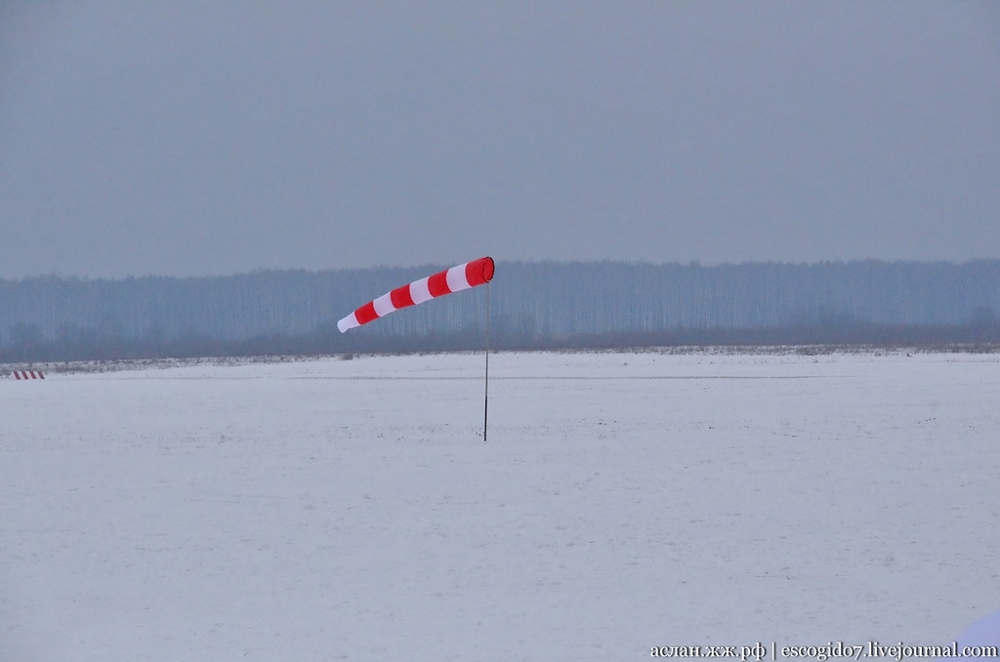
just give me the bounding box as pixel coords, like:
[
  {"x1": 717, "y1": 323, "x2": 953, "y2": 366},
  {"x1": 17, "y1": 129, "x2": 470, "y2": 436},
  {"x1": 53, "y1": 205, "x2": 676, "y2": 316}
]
[{"x1": 1, "y1": 349, "x2": 998, "y2": 661}]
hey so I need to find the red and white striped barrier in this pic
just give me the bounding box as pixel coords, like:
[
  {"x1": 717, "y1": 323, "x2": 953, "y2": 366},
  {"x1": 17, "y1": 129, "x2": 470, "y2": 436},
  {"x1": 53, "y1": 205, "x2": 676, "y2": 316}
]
[
  {"x1": 338, "y1": 256, "x2": 494, "y2": 332},
  {"x1": 12, "y1": 370, "x2": 45, "y2": 380}
]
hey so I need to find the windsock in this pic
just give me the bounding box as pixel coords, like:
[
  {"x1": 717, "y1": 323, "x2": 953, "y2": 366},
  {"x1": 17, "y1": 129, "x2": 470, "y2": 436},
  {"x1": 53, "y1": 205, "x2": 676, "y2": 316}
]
[{"x1": 338, "y1": 257, "x2": 494, "y2": 332}]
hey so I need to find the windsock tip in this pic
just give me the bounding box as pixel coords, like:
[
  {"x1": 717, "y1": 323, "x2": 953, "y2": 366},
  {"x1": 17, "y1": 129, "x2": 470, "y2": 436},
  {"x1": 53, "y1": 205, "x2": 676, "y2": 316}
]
[{"x1": 480, "y1": 256, "x2": 495, "y2": 282}]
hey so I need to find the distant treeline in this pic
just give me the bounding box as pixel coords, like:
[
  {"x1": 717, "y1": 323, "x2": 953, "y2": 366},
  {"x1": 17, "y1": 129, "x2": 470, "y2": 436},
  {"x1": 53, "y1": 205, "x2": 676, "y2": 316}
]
[{"x1": 2, "y1": 260, "x2": 999, "y2": 361}]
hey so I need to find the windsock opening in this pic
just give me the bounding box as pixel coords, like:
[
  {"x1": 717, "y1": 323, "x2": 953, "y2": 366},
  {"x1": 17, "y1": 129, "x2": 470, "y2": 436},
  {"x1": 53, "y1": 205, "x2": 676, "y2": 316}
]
[{"x1": 467, "y1": 257, "x2": 494, "y2": 286}]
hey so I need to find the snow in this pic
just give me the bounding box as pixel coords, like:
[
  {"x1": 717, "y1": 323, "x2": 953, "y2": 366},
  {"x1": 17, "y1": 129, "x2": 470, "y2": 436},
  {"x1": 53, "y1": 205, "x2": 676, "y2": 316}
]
[{"x1": 2, "y1": 349, "x2": 999, "y2": 660}]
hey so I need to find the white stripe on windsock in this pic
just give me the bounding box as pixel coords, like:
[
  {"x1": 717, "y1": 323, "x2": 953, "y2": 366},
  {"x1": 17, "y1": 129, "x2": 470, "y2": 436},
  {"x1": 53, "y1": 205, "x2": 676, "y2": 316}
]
[
  {"x1": 446, "y1": 264, "x2": 472, "y2": 293},
  {"x1": 337, "y1": 313, "x2": 360, "y2": 333},
  {"x1": 372, "y1": 292, "x2": 397, "y2": 317},
  {"x1": 409, "y1": 276, "x2": 433, "y2": 305}
]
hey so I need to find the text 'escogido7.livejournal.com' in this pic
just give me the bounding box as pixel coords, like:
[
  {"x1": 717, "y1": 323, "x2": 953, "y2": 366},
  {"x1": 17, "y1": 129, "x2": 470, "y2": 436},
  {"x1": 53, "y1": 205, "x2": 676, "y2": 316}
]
[{"x1": 649, "y1": 642, "x2": 999, "y2": 661}]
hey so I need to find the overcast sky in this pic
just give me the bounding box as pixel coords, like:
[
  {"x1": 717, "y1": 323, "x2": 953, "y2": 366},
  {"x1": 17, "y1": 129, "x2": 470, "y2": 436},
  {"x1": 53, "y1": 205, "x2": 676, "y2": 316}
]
[{"x1": 1, "y1": 1, "x2": 997, "y2": 278}]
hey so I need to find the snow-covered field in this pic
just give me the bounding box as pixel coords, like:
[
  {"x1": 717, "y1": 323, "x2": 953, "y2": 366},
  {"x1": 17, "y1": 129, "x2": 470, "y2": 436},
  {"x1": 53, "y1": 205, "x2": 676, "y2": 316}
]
[{"x1": 2, "y1": 349, "x2": 998, "y2": 661}]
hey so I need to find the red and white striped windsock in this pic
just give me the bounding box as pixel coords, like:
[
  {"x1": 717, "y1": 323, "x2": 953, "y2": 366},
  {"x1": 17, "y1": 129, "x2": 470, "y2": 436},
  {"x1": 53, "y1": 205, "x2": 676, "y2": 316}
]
[{"x1": 338, "y1": 257, "x2": 494, "y2": 332}]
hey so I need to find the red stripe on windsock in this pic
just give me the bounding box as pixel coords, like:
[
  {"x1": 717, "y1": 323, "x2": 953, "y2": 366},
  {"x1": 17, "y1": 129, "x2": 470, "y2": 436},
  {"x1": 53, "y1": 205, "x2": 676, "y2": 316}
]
[
  {"x1": 355, "y1": 301, "x2": 379, "y2": 326},
  {"x1": 466, "y1": 257, "x2": 494, "y2": 286},
  {"x1": 427, "y1": 270, "x2": 452, "y2": 298},
  {"x1": 390, "y1": 283, "x2": 415, "y2": 309}
]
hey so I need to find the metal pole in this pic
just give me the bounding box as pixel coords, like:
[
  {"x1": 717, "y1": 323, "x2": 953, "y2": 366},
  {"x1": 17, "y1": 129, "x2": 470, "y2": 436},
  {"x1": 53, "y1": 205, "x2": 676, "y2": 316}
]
[{"x1": 484, "y1": 281, "x2": 490, "y2": 442}]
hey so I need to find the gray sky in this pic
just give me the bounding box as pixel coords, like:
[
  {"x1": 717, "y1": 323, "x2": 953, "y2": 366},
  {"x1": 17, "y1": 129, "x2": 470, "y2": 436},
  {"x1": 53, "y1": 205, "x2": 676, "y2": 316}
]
[{"x1": 1, "y1": 1, "x2": 998, "y2": 278}]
